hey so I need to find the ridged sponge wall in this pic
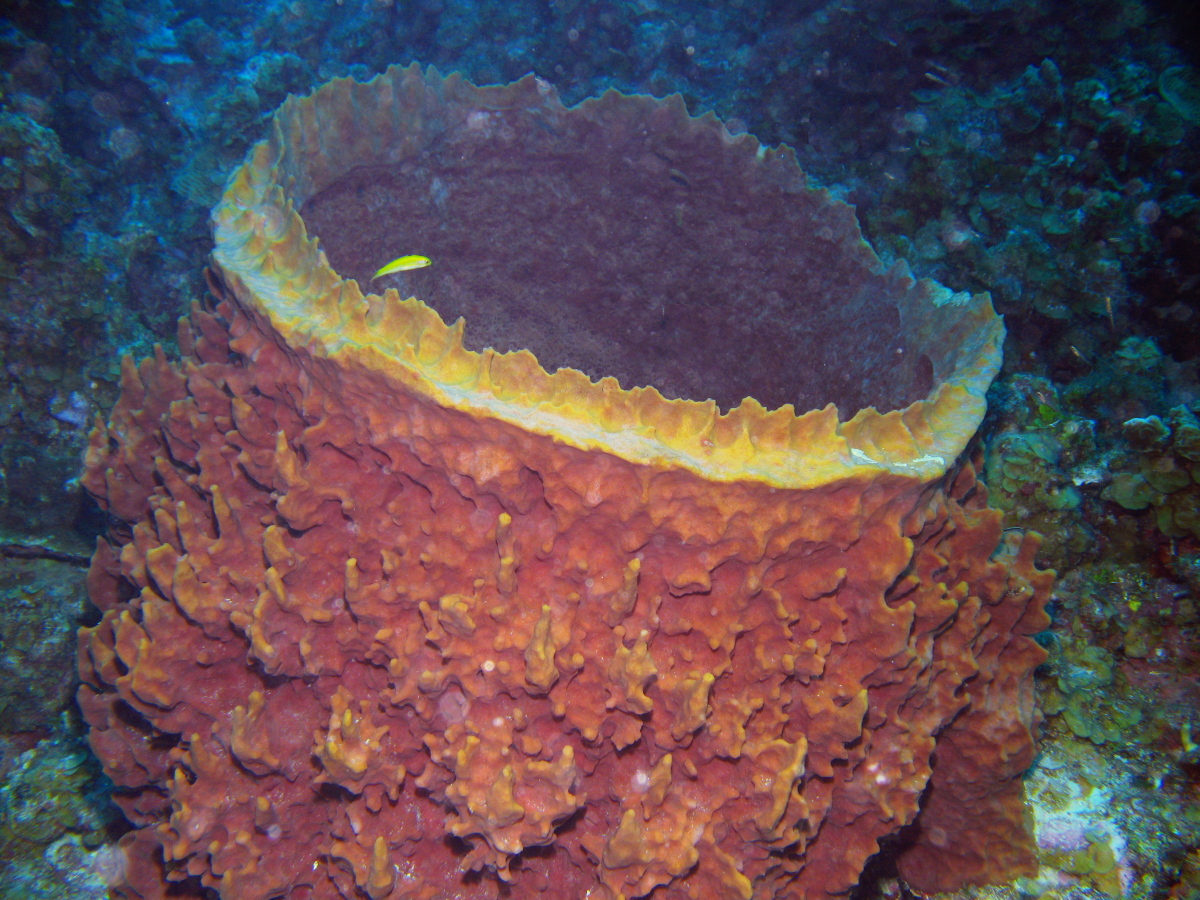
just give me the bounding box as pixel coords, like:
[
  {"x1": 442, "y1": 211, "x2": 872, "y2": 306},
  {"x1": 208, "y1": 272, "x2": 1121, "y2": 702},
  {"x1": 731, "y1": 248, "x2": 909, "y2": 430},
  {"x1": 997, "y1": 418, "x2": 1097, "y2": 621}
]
[{"x1": 79, "y1": 65, "x2": 1052, "y2": 900}]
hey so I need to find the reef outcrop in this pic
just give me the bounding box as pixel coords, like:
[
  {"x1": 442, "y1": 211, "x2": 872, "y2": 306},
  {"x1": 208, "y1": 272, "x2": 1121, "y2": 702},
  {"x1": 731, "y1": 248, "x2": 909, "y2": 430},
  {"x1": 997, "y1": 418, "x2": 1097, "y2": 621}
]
[{"x1": 79, "y1": 65, "x2": 1052, "y2": 900}]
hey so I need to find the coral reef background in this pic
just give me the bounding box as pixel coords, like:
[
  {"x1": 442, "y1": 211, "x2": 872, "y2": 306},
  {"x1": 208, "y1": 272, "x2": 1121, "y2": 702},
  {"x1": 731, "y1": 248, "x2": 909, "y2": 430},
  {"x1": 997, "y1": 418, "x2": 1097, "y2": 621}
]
[{"x1": 0, "y1": 0, "x2": 1197, "y2": 898}]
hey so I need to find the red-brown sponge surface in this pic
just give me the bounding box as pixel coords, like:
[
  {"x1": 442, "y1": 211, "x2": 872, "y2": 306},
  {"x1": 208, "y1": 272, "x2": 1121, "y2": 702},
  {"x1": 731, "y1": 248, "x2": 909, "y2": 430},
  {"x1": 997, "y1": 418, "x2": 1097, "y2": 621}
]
[{"x1": 79, "y1": 65, "x2": 1052, "y2": 900}]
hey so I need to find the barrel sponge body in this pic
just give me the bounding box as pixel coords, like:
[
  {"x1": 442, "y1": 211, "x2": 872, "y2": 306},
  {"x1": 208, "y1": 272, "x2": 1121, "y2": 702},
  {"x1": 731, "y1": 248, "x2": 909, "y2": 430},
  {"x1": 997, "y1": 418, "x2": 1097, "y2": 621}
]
[{"x1": 79, "y1": 65, "x2": 1051, "y2": 900}]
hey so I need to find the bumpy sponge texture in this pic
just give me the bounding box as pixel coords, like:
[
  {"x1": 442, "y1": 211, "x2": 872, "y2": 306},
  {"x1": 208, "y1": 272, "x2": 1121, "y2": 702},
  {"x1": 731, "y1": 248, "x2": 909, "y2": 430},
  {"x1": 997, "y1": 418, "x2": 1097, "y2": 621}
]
[{"x1": 79, "y1": 65, "x2": 1050, "y2": 900}]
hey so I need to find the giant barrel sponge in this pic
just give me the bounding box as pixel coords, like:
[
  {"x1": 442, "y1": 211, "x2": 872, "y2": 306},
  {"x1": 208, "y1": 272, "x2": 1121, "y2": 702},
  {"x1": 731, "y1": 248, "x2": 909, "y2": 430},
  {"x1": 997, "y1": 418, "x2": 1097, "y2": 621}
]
[{"x1": 79, "y1": 65, "x2": 1052, "y2": 900}]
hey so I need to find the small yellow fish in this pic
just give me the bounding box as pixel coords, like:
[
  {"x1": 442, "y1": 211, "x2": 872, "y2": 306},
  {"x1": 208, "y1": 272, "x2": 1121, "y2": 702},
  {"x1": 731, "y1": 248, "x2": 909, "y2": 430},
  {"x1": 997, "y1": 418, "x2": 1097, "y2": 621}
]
[{"x1": 371, "y1": 255, "x2": 431, "y2": 279}]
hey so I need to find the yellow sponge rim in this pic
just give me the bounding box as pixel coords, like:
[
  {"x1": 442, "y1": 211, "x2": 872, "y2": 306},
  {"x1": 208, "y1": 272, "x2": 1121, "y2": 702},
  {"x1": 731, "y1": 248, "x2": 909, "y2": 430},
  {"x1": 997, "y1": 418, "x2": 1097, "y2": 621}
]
[{"x1": 212, "y1": 64, "x2": 1003, "y2": 489}]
